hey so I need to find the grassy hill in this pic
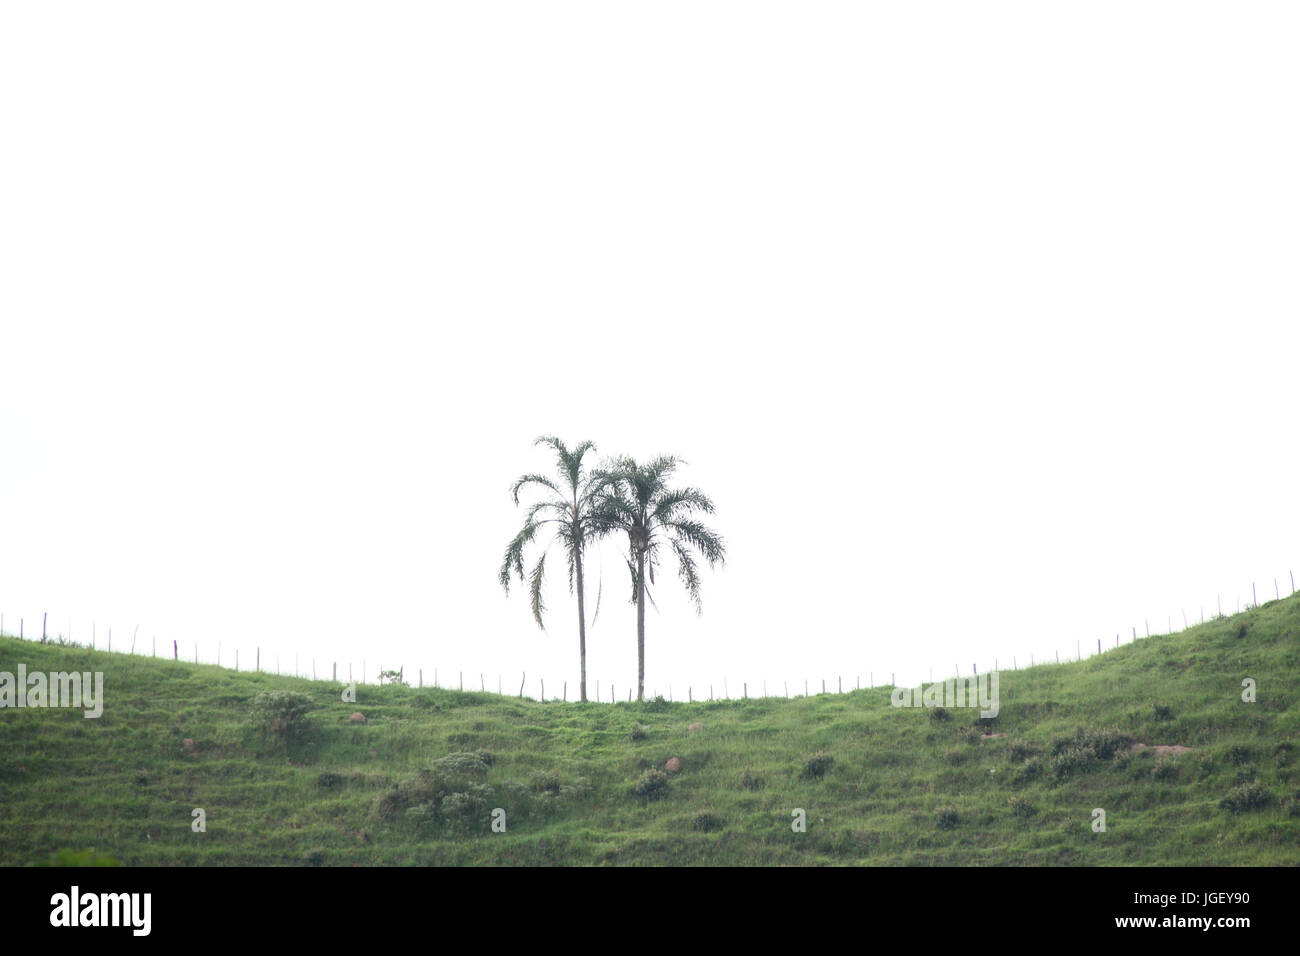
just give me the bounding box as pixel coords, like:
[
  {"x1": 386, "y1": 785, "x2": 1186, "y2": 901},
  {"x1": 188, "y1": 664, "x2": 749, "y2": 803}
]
[{"x1": 1, "y1": 595, "x2": 1297, "y2": 866}]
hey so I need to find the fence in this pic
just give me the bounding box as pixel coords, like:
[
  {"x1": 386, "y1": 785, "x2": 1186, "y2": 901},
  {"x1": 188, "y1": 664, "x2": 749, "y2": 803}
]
[{"x1": 2, "y1": 569, "x2": 1294, "y2": 703}]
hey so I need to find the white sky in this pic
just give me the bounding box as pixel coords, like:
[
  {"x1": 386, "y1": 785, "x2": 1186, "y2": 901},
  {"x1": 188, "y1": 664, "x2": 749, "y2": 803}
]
[{"x1": 2, "y1": 2, "x2": 1297, "y2": 700}]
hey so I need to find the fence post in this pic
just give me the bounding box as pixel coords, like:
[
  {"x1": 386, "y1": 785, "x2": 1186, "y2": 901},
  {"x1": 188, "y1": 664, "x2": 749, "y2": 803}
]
[
  {"x1": 152, "y1": 636, "x2": 156, "y2": 657},
  {"x1": 256, "y1": 647, "x2": 260, "y2": 672},
  {"x1": 173, "y1": 640, "x2": 178, "y2": 660},
  {"x1": 43, "y1": 612, "x2": 47, "y2": 641},
  {"x1": 563, "y1": 682, "x2": 566, "y2": 702},
  {"x1": 541, "y1": 679, "x2": 544, "y2": 700},
  {"x1": 518, "y1": 673, "x2": 525, "y2": 698},
  {"x1": 743, "y1": 683, "x2": 747, "y2": 699}
]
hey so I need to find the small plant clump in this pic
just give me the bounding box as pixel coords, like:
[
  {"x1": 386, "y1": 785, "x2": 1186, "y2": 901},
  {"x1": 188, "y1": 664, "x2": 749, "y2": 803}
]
[
  {"x1": 1219, "y1": 782, "x2": 1273, "y2": 814},
  {"x1": 800, "y1": 752, "x2": 834, "y2": 780},
  {"x1": 250, "y1": 691, "x2": 317, "y2": 747},
  {"x1": 692, "y1": 811, "x2": 725, "y2": 832},
  {"x1": 631, "y1": 769, "x2": 669, "y2": 800}
]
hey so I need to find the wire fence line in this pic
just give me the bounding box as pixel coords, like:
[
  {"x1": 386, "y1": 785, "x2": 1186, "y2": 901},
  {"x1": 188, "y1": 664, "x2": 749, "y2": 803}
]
[{"x1": 2, "y1": 569, "x2": 1294, "y2": 703}]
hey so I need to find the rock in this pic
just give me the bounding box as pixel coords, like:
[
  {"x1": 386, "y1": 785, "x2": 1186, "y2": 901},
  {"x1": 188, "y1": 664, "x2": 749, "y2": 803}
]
[
  {"x1": 688, "y1": 722, "x2": 704, "y2": 733},
  {"x1": 349, "y1": 712, "x2": 366, "y2": 723},
  {"x1": 182, "y1": 738, "x2": 197, "y2": 754},
  {"x1": 665, "y1": 756, "x2": 682, "y2": 772}
]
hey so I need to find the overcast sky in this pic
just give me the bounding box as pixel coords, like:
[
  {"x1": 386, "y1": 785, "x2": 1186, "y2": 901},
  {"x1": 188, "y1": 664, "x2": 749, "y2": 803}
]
[{"x1": 3, "y1": 2, "x2": 1297, "y2": 700}]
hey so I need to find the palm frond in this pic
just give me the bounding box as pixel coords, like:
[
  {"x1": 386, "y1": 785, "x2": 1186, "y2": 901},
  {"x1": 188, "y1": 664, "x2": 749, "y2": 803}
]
[
  {"x1": 528, "y1": 552, "x2": 548, "y2": 630},
  {"x1": 510, "y1": 472, "x2": 563, "y2": 506},
  {"x1": 663, "y1": 517, "x2": 727, "y2": 567}
]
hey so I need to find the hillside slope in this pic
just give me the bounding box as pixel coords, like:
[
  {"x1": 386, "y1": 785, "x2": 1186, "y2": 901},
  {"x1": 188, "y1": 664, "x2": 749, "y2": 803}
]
[{"x1": 1, "y1": 595, "x2": 1297, "y2": 865}]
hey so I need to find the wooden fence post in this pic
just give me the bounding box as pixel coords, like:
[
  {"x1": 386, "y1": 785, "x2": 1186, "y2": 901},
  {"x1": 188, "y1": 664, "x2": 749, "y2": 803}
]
[
  {"x1": 518, "y1": 673, "x2": 525, "y2": 698},
  {"x1": 173, "y1": 640, "x2": 178, "y2": 660}
]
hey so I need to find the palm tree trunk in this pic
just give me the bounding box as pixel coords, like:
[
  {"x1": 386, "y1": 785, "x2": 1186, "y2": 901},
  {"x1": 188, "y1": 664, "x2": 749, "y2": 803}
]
[
  {"x1": 575, "y1": 548, "x2": 588, "y2": 702},
  {"x1": 636, "y1": 549, "x2": 646, "y2": 701}
]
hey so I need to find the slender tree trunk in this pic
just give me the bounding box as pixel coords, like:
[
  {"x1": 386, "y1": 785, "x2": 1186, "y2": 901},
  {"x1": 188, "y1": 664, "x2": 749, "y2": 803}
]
[
  {"x1": 636, "y1": 548, "x2": 646, "y2": 701},
  {"x1": 575, "y1": 545, "x2": 588, "y2": 702}
]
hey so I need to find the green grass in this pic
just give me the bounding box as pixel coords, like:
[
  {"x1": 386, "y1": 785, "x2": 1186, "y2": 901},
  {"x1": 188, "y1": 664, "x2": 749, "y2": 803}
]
[{"x1": 1, "y1": 594, "x2": 1298, "y2": 865}]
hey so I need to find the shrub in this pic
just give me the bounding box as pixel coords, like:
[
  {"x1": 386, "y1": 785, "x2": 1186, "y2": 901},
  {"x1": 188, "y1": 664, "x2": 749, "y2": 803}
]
[
  {"x1": 1219, "y1": 782, "x2": 1273, "y2": 814},
  {"x1": 529, "y1": 770, "x2": 562, "y2": 795},
  {"x1": 1151, "y1": 703, "x2": 1172, "y2": 720},
  {"x1": 741, "y1": 772, "x2": 764, "y2": 791},
  {"x1": 1051, "y1": 728, "x2": 1130, "y2": 761},
  {"x1": 1008, "y1": 796, "x2": 1037, "y2": 818},
  {"x1": 800, "y1": 752, "x2": 835, "y2": 780},
  {"x1": 1008, "y1": 743, "x2": 1035, "y2": 764},
  {"x1": 250, "y1": 691, "x2": 317, "y2": 747},
  {"x1": 317, "y1": 772, "x2": 343, "y2": 789},
  {"x1": 1276, "y1": 743, "x2": 1294, "y2": 767},
  {"x1": 378, "y1": 669, "x2": 407, "y2": 686},
  {"x1": 440, "y1": 784, "x2": 494, "y2": 834},
  {"x1": 629, "y1": 722, "x2": 648, "y2": 742},
  {"x1": 929, "y1": 706, "x2": 950, "y2": 722},
  {"x1": 1014, "y1": 758, "x2": 1043, "y2": 786},
  {"x1": 643, "y1": 695, "x2": 670, "y2": 713},
  {"x1": 1051, "y1": 746, "x2": 1097, "y2": 782},
  {"x1": 1151, "y1": 761, "x2": 1176, "y2": 781},
  {"x1": 692, "y1": 811, "x2": 725, "y2": 833},
  {"x1": 1227, "y1": 745, "x2": 1252, "y2": 766},
  {"x1": 631, "y1": 769, "x2": 669, "y2": 800},
  {"x1": 935, "y1": 806, "x2": 959, "y2": 830}
]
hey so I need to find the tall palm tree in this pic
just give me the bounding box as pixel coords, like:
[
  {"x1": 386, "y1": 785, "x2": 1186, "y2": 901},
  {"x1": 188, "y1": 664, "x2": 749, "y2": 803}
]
[
  {"x1": 499, "y1": 436, "x2": 607, "y2": 703},
  {"x1": 591, "y1": 455, "x2": 726, "y2": 701}
]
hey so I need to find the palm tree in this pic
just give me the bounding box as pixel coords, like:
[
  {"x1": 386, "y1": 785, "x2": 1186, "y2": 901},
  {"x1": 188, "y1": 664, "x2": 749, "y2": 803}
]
[
  {"x1": 499, "y1": 436, "x2": 607, "y2": 702},
  {"x1": 591, "y1": 455, "x2": 726, "y2": 701}
]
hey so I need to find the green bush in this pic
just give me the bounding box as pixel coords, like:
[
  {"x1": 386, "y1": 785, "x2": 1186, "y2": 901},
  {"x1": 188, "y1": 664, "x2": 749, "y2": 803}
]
[
  {"x1": 741, "y1": 772, "x2": 764, "y2": 791},
  {"x1": 1014, "y1": 757, "x2": 1043, "y2": 786},
  {"x1": 1008, "y1": 796, "x2": 1037, "y2": 818},
  {"x1": 1151, "y1": 761, "x2": 1177, "y2": 781},
  {"x1": 629, "y1": 722, "x2": 648, "y2": 742},
  {"x1": 1226, "y1": 745, "x2": 1252, "y2": 766},
  {"x1": 692, "y1": 811, "x2": 725, "y2": 832},
  {"x1": 935, "y1": 806, "x2": 959, "y2": 830},
  {"x1": 643, "y1": 695, "x2": 670, "y2": 713},
  {"x1": 800, "y1": 752, "x2": 834, "y2": 781},
  {"x1": 1051, "y1": 746, "x2": 1098, "y2": 782},
  {"x1": 1052, "y1": 727, "x2": 1130, "y2": 761},
  {"x1": 1219, "y1": 782, "x2": 1273, "y2": 814},
  {"x1": 250, "y1": 691, "x2": 317, "y2": 746},
  {"x1": 929, "y1": 706, "x2": 950, "y2": 722},
  {"x1": 1008, "y1": 743, "x2": 1035, "y2": 763},
  {"x1": 631, "y1": 769, "x2": 669, "y2": 800},
  {"x1": 317, "y1": 772, "x2": 343, "y2": 789}
]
